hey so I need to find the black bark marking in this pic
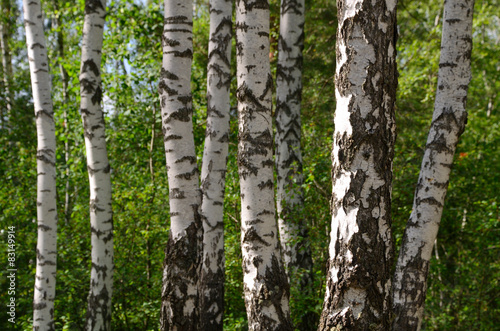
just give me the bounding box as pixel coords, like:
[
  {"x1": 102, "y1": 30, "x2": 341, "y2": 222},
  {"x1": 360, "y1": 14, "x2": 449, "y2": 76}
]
[
  {"x1": 82, "y1": 59, "x2": 100, "y2": 77},
  {"x1": 85, "y1": 0, "x2": 105, "y2": 15}
]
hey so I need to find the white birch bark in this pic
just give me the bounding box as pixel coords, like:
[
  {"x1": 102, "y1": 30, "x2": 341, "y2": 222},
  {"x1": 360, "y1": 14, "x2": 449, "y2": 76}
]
[
  {"x1": 236, "y1": 1, "x2": 292, "y2": 329},
  {"x1": 1, "y1": 0, "x2": 13, "y2": 124},
  {"x1": 275, "y1": 0, "x2": 313, "y2": 290},
  {"x1": 159, "y1": 1, "x2": 202, "y2": 329},
  {"x1": 79, "y1": 1, "x2": 113, "y2": 329},
  {"x1": 199, "y1": 0, "x2": 232, "y2": 328},
  {"x1": 392, "y1": 1, "x2": 474, "y2": 329},
  {"x1": 318, "y1": 0, "x2": 397, "y2": 329},
  {"x1": 52, "y1": 0, "x2": 72, "y2": 224},
  {"x1": 23, "y1": 0, "x2": 58, "y2": 329}
]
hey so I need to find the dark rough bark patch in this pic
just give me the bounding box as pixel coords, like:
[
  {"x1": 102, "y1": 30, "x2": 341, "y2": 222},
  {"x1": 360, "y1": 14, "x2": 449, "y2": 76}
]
[
  {"x1": 161, "y1": 220, "x2": 201, "y2": 331},
  {"x1": 86, "y1": 281, "x2": 111, "y2": 331},
  {"x1": 245, "y1": 255, "x2": 293, "y2": 330}
]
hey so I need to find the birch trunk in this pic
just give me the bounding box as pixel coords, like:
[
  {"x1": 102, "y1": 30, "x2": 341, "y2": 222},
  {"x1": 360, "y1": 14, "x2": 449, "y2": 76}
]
[
  {"x1": 275, "y1": 0, "x2": 313, "y2": 290},
  {"x1": 1, "y1": 0, "x2": 13, "y2": 123},
  {"x1": 159, "y1": 1, "x2": 202, "y2": 329},
  {"x1": 79, "y1": 1, "x2": 113, "y2": 329},
  {"x1": 236, "y1": 1, "x2": 292, "y2": 329},
  {"x1": 392, "y1": 1, "x2": 474, "y2": 329},
  {"x1": 199, "y1": 0, "x2": 232, "y2": 329},
  {"x1": 318, "y1": 0, "x2": 397, "y2": 329},
  {"x1": 52, "y1": 0, "x2": 72, "y2": 224},
  {"x1": 23, "y1": 0, "x2": 58, "y2": 329}
]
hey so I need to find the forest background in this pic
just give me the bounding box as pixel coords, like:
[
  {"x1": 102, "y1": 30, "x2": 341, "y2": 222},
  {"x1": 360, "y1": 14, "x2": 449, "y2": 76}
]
[{"x1": 0, "y1": 0, "x2": 498, "y2": 329}]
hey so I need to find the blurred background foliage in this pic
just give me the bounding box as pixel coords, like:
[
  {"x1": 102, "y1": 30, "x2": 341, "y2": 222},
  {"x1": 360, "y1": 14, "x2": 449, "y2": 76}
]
[{"x1": 0, "y1": 0, "x2": 498, "y2": 329}]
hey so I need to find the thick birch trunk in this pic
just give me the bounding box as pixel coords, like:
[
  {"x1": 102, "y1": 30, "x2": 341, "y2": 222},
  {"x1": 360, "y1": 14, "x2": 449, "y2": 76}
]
[
  {"x1": 159, "y1": 1, "x2": 202, "y2": 329},
  {"x1": 79, "y1": 1, "x2": 114, "y2": 329},
  {"x1": 318, "y1": 0, "x2": 397, "y2": 329},
  {"x1": 236, "y1": 1, "x2": 292, "y2": 329},
  {"x1": 392, "y1": 1, "x2": 474, "y2": 330},
  {"x1": 275, "y1": 0, "x2": 313, "y2": 290},
  {"x1": 199, "y1": 0, "x2": 232, "y2": 329},
  {"x1": 23, "y1": 0, "x2": 58, "y2": 329}
]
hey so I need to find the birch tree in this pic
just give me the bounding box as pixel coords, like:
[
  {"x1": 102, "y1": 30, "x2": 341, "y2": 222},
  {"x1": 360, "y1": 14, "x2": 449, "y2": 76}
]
[
  {"x1": 79, "y1": 0, "x2": 113, "y2": 329},
  {"x1": 275, "y1": 0, "x2": 313, "y2": 290},
  {"x1": 318, "y1": 0, "x2": 397, "y2": 329},
  {"x1": 199, "y1": 0, "x2": 232, "y2": 328},
  {"x1": 23, "y1": 0, "x2": 58, "y2": 329},
  {"x1": 392, "y1": 1, "x2": 475, "y2": 329},
  {"x1": 236, "y1": 1, "x2": 292, "y2": 329},
  {"x1": 51, "y1": 0, "x2": 72, "y2": 224},
  {"x1": 1, "y1": 0, "x2": 14, "y2": 124},
  {"x1": 158, "y1": 0, "x2": 202, "y2": 329}
]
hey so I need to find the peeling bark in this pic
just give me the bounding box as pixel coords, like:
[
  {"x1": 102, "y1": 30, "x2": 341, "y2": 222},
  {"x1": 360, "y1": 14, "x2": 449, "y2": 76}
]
[
  {"x1": 275, "y1": 0, "x2": 314, "y2": 296},
  {"x1": 318, "y1": 0, "x2": 397, "y2": 330},
  {"x1": 79, "y1": 1, "x2": 114, "y2": 330},
  {"x1": 392, "y1": 1, "x2": 474, "y2": 330},
  {"x1": 159, "y1": 1, "x2": 202, "y2": 330},
  {"x1": 236, "y1": 1, "x2": 293, "y2": 329},
  {"x1": 23, "y1": 0, "x2": 58, "y2": 329},
  {"x1": 199, "y1": 0, "x2": 232, "y2": 329}
]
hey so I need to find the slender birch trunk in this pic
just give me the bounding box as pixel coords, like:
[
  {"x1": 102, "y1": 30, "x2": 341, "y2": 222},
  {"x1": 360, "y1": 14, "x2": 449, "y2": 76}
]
[
  {"x1": 52, "y1": 0, "x2": 72, "y2": 224},
  {"x1": 199, "y1": 0, "x2": 232, "y2": 329},
  {"x1": 318, "y1": 0, "x2": 397, "y2": 329},
  {"x1": 275, "y1": 0, "x2": 313, "y2": 290},
  {"x1": 159, "y1": 1, "x2": 202, "y2": 329},
  {"x1": 236, "y1": 1, "x2": 292, "y2": 329},
  {"x1": 392, "y1": 1, "x2": 474, "y2": 329},
  {"x1": 23, "y1": 0, "x2": 58, "y2": 329},
  {"x1": 1, "y1": 0, "x2": 14, "y2": 123},
  {"x1": 79, "y1": 0, "x2": 113, "y2": 329}
]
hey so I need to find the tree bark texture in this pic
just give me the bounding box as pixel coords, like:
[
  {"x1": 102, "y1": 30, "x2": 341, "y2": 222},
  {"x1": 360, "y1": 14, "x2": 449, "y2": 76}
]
[
  {"x1": 159, "y1": 1, "x2": 202, "y2": 329},
  {"x1": 52, "y1": 0, "x2": 72, "y2": 224},
  {"x1": 275, "y1": 0, "x2": 313, "y2": 290},
  {"x1": 392, "y1": 1, "x2": 474, "y2": 330},
  {"x1": 236, "y1": 1, "x2": 293, "y2": 330},
  {"x1": 79, "y1": 1, "x2": 114, "y2": 330},
  {"x1": 199, "y1": 0, "x2": 232, "y2": 329},
  {"x1": 23, "y1": 0, "x2": 58, "y2": 329},
  {"x1": 1, "y1": 0, "x2": 14, "y2": 123},
  {"x1": 318, "y1": 0, "x2": 397, "y2": 329}
]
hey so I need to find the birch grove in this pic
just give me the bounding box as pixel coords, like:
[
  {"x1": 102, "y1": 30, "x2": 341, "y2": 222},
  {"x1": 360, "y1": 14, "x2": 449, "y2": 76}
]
[
  {"x1": 79, "y1": 0, "x2": 114, "y2": 329},
  {"x1": 23, "y1": 0, "x2": 58, "y2": 329},
  {"x1": 318, "y1": 0, "x2": 398, "y2": 329},
  {"x1": 392, "y1": 1, "x2": 475, "y2": 329},
  {"x1": 159, "y1": 0, "x2": 202, "y2": 329},
  {"x1": 199, "y1": 0, "x2": 233, "y2": 328},
  {"x1": 275, "y1": 0, "x2": 313, "y2": 290},
  {"x1": 236, "y1": 0, "x2": 292, "y2": 329}
]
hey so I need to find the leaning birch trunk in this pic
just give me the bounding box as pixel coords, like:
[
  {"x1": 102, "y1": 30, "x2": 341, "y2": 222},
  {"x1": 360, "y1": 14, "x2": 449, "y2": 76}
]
[
  {"x1": 392, "y1": 1, "x2": 474, "y2": 330},
  {"x1": 275, "y1": 0, "x2": 313, "y2": 290},
  {"x1": 236, "y1": 1, "x2": 292, "y2": 329},
  {"x1": 159, "y1": 0, "x2": 202, "y2": 329},
  {"x1": 79, "y1": 0, "x2": 113, "y2": 329},
  {"x1": 23, "y1": 0, "x2": 58, "y2": 329},
  {"x1": 199, "y1": 0, "x2": 232, "y2": 328},
  {"x1": 318, "y1": 0, "x2": 397, "y2": 329}
]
